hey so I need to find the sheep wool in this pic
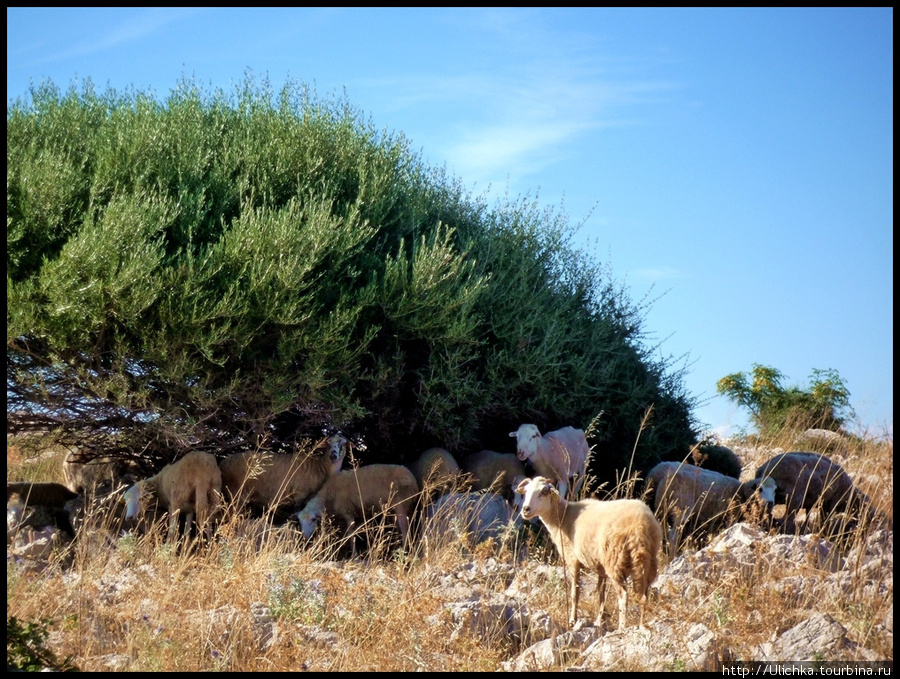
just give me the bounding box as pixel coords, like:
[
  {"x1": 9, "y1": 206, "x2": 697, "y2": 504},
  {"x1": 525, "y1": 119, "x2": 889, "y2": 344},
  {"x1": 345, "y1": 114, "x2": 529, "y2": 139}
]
[
  {"x1": 461, "y1": 449, "x2": 526, "y2": 501},
  {"x1": 645, "y1": 461, "x2": 776, "y2": 550},
  {"x1": 509, "y1": 424, "x2": 590, "y2": 500},
  {"x1": 220, "y1": 434, "x2": 349, "y2": 512},
  {"x1": 124, "y1": 450, "x2": 222, "y2": 543},
  {"x1": 516, "y1": 476, "x2": 661, "y2": 630},
  {"x1": 295, "y1": 464, "x2": 419, "y2": 556}
]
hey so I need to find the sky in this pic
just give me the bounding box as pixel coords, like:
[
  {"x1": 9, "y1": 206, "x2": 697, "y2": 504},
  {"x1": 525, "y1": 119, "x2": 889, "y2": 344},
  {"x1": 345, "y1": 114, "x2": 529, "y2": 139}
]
[{"x1": 7, "y1": 8, "x2": 893, "y2": 440}]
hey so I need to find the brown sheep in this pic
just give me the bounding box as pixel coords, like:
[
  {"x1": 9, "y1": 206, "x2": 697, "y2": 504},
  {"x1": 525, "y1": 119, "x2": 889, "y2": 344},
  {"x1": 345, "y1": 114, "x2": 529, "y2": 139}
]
[
  {"x1": 294, "y1": 464, "x2": 420, "y2": 556},
  {"x1": 124, "y1": 451, "x2": 223, "y2": 543},
  {"x1": 753, "y1": 452, "x2": 877, "y2": 532},
  {"x1": 645, "y1": 461, "x2": 777, "y2": 551},
  {"x1": 7, "y1": 482, "x2": 77, "y2": 508},
  {"x1": 62, "y1": 449, "x2": 138, "y2": 495},
  {"x1": 220, "y1": 434, "x2": 349, "y2": 514},
  {"x1": 687, "y1": 443, "x2": 743, "y2": 479}
]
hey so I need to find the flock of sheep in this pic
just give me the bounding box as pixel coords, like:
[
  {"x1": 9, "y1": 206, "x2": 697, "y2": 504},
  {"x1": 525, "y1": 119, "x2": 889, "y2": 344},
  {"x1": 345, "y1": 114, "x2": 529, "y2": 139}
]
[{"x1": 8, "y1": 423, "x2": 886, "y2": 631}]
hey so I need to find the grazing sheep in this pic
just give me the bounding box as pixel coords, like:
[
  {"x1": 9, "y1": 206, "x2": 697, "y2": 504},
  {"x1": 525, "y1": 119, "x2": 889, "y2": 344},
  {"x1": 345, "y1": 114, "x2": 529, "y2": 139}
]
[
  {"x1": 124, "y1": 451, "x2": 223, "y2": 543},
  {"x1": 422, "y1": 490, "x2": 521, "y2": 551},
  {"x1": 62, "y1": 449, "x2": 138, "y2": 495},
  {"x1": 645, "y1": 461, "x2": 777, "y2": 550},
  {"x1": 220, "y1": 433, "x2": 349, "y2": 514},
  {"x1": 461, "y1": 449, "x2": 527, "y2": 501},
  {"x1": 516, "y1": 476, "x2": 661, "y2": 629},
  {"x1": 509, "y1": 424, "x2": 591, "y2": 499},
  {"x1": 753, "y1": 452, "x2": 874, "y2": 532},
  {"x1": 407, "y1": 447, "x2": 462, "y2": 498},
  {"x1": 294, "y1": 464, "x2": 419, "y2": 556}
]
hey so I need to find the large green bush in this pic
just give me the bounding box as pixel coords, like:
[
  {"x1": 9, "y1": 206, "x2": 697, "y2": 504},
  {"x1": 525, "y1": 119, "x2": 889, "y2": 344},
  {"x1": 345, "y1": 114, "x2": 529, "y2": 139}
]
[{"x1": 7, "y1": 75, "x2": 697, "y2": 484}]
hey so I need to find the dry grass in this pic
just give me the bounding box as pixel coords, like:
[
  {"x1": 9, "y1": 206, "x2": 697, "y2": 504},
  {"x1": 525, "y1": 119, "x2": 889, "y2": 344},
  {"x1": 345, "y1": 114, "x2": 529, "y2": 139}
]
[{"x1": 6, "y1": 427, "x2": 893, "y2": 670}]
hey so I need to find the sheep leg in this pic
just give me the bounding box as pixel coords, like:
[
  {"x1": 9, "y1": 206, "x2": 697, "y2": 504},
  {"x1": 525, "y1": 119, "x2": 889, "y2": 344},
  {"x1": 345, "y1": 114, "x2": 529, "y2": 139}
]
[
  {"x1": 341, "y1": 520, "x2": 359, "y2": 559},
  {"x1": 614, "y1": 582, "x2": 629, "y2": 629},
  {"x1": 568, "y1": 562, "x2": 581, "y2": 627},
  {"x1": 195, "y1": 486, "x2": 214, "y2": 541},
  {"x1": 395, "y1": 510, "x2": 410, "y2": 550},
  {"x1": 593, "y1": 569, "x2": 607, "y2": 628},
  {"x1": 167, "y1": 509, "x2": 182, "y2": 543}
]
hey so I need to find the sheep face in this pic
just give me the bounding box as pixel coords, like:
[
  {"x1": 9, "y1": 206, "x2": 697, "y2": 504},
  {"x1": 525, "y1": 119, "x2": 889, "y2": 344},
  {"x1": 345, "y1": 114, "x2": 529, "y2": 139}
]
[
  {"x1": 509, "y1": 424, "x2": 541, "y2": 462},
  {"x1": 743, "y1": 477, "x2": 777, "y2": 505},
  {"x1": 326, "y1": 434, "x2": 349, "y2": 471},
  {"x1": 516, "y1": 476, "x2": 557, "y2": 521}
]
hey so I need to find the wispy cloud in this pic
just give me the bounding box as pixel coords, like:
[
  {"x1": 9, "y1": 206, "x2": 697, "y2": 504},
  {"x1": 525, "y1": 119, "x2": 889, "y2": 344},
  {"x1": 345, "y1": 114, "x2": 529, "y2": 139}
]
[
  {"x1": 357, "y1": 12, "x2": 680, "y2": 196},
  {"x1": 35, "y1": 8, "x2": 204, "y2": 64},
  {"x1": 632, "y1": 267, "x2": 686, "y2": 281}
]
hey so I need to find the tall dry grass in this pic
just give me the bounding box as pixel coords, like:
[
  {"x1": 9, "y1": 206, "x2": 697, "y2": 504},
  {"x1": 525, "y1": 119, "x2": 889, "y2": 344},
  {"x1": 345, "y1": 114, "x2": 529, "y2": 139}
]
[{"x1": 6, "y1": 426, "x2": 893, "y2": 670}]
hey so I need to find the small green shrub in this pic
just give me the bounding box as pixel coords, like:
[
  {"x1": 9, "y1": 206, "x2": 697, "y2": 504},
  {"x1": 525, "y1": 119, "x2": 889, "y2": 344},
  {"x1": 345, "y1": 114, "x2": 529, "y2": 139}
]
[{"x1": 7, "y1": 616, "x2": 79, "y2": 672}]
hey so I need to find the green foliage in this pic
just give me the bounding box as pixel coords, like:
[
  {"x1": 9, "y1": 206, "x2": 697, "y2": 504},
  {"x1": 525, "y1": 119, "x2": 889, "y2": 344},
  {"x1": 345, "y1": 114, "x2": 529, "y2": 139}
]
[
  {"x1": 7, "y1": 616, "x2": 79, "y2": 672},
  {"x1": 7, "y1": 74, "x2": 697, "y2": 482},
  {"x1": 716, "y1": 364, "x2": 854, "y2": 437}
]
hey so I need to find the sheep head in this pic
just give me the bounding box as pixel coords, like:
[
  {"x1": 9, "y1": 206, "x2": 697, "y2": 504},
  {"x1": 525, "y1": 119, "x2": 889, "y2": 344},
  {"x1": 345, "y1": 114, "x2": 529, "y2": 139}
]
[
  {"x1": 326, "y1": 434, "x2": 349, "y2": 472},
  {"x1": 294, "y1": 496, "x2": 325, "y2": 539},
  {"x1": 509, "y1": 424, "x2": 541, "y2": 462},
  {"x1": 738, "y1": 477, "x2": 778, "y2": 524},
  {"x1": 740, "y1": 477, "x2": 777, "y2": 505},
  {"x1": 516, "y1": 476, "x2": 558, "y2": 521},
  {"x1": 123, "y1": 480, "x2": 149, "y2": 522}
]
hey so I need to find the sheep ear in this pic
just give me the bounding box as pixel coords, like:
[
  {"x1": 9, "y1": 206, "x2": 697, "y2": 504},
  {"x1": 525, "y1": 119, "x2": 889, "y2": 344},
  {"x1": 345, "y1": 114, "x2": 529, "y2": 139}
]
[
  {"x1": 515, "y1": 478, "x2": 530, "y2": 495},
  {"x1": 509, "y1": 431, "x2": 517, "y2": 438}
]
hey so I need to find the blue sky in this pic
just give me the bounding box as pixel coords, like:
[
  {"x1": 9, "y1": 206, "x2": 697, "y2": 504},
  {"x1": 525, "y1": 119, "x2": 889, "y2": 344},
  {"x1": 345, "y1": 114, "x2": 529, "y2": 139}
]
[{"x1": 7, "y1": 8, "x2": 893, "y2": 439}]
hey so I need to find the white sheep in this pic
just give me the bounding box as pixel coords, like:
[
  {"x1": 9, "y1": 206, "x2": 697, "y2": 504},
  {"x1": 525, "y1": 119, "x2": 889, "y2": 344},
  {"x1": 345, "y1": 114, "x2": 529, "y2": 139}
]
[
  {"x1": 422, "y1": 490, "x2": 521, "y2": 551},
  {"x1": 407, "y1": 447, "x2": 462, "y2": 498},
  {"x1": 294, "y1": 464, "x2": 419, "y2": 556},
  {"x1": 645, "y1": 461, "x2": 777, "y2": 550},
  {"x1": 509, "y1": 424, "x2": 590, "y2": 499},
  {"x1": 461, "y1": 449, "x2": 527, "y2": 501},
  {"x1": 219, "y1": 433, "x2": 349, "y2": 513},
  {"x1": 753, "y1": 452, "x2": 875, "y2": 532},
  {"x1": 124, "y1": 450, "x2": 223, "y2": 543},
  {"x1": 516, "y1": 476, "x2": 661, "y2": 629}
]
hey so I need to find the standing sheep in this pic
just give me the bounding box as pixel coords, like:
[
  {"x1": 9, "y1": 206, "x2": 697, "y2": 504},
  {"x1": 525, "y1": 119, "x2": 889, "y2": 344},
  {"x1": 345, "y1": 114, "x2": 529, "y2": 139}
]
[
  {"x1": 516, "y1": 476, "x2": 661, "y2": 629},
  {"x1": 124, "y1": 451, "x2": 223, "y2": 543},
  {"x1": 294, "y1": 464, "x2": 419, "y2": 557},
  {"x1": 509, "y1": 424, "x2": 591, "y2": 499},
  {"x1": 645, "y1": 461, "x2": 777, "y2": 551},
  {"x1": 220, "y1": 433, "x2": 349, "y2": 514},
  {"x1": 753, "y1": 452, "x2": 874, "y2": 532},
  {"x1": 461, "y1": 449, "x2": 527, "y2": 501}
]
